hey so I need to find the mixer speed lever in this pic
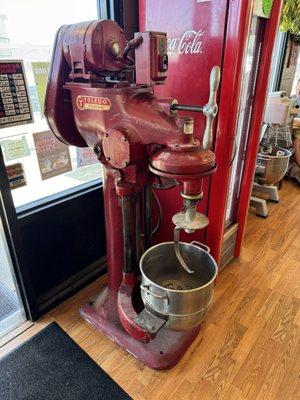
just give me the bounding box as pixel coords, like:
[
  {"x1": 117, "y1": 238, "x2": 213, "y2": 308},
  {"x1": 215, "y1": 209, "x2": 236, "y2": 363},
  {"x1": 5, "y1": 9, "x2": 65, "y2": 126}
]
[{"x1": 170, "y1": 66, "x2": 221, "y2": 150}]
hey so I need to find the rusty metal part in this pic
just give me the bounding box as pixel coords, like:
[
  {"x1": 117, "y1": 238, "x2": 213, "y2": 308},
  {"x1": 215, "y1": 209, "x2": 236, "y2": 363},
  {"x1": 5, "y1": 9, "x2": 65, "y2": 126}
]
[
  {"x1": 134, "y1": 308, "x2": 167, "y2": 334},
  {"x1": 172, "y1": 212, "x2": 209, "y2": 232}
]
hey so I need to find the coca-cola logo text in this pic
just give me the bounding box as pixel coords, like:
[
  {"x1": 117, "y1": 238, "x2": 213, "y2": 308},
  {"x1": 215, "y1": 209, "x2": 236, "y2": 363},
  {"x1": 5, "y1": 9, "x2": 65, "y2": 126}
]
[{"x1": 167, "y1": 30, "x2": 205, "y2": 55}]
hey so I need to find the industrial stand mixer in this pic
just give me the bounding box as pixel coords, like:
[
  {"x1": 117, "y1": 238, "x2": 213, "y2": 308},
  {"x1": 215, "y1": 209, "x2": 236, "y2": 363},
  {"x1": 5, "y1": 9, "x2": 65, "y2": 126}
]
[
  {"x1": 251, "y1": 92, "x2": 294, "y2": 218},
  {"x1": 45, "y1": 19, "x2": 220, "y2": 369}
]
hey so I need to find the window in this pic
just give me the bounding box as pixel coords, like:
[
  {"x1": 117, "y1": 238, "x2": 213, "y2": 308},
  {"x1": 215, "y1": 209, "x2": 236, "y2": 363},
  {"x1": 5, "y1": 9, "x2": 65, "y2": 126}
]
[{"x1": 0, "y1": 0, "x2": 101, "y2": 211}]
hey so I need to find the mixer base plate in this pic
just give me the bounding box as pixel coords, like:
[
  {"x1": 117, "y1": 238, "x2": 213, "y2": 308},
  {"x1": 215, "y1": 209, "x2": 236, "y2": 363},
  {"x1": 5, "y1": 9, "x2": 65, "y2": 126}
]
[{"x1": 80, "y1": 286, "x2": 200, "y2": 370}]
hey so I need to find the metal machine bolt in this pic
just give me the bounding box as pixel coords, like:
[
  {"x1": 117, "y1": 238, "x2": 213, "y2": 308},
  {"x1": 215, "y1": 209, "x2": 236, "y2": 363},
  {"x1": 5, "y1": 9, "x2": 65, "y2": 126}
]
[
  {"x1": 183, "y1": 118, "x2": 194, "y2": 135},
  {"x1": 93, "y1": 144, "x2": 103, "y2": 157},
  {"x1": 110, "y1": 42, "x2": 120, "y2": 56}
]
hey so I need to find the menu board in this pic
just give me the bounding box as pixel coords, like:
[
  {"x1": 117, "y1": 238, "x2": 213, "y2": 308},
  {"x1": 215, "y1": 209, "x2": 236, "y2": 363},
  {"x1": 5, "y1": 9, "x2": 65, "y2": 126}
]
[{"x1": 0, "y1": 60, "x2": 33, "y2": 128}]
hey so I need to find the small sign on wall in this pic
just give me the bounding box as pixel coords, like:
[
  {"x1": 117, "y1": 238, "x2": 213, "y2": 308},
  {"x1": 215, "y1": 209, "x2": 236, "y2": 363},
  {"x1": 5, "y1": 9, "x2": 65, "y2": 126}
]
[
  {"x1": 33, "y1": 130, "x2": 72, "y2": 180},
  {"x1": 6, "y1": 163, "x2": 26, "y2": 189},
  {"x1": 32, "y1": 62, "x2": 50, "y2": 116},
  {"x1": 1, "y1": 135, "x2": 30, "y2": 161},
  {"x1": 0, "y1": 60, "x2": 33, "y2": 128},
  {"x1": 253, "y1": 0, "x2": 274, "y2": 19}
]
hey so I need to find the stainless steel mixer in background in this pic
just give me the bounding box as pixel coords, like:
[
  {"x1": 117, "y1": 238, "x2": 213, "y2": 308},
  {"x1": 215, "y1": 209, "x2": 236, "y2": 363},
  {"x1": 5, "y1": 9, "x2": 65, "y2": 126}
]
[
  {"x1": 250, "y1": 91, "x2": 295, "y2": 218},
  {"x1": 255, "y1": 147, "x2": 292, "y2": 186}
]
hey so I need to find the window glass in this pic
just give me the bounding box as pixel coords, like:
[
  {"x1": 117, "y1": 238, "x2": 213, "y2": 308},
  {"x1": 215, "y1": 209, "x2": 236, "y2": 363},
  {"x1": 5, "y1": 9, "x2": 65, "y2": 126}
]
[
  {"x1": 0, "y1": 216, "x2": 26, "y2": 338},
  {"x1": 0, "y1": 1, "x2": 101, "y2": 210},
  {"x1": 225, "y1": 17, "x2": 265, "y2": 225},
  {"x1": 291, "y1": 53, "x2": 300, "y2": 96}
]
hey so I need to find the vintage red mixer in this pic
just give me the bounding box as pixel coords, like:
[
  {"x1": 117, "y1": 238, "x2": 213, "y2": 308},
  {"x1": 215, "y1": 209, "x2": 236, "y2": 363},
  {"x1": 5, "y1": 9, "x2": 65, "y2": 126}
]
[{"x1": 45, "y1": 19, "x2": 220, "y2": 369}]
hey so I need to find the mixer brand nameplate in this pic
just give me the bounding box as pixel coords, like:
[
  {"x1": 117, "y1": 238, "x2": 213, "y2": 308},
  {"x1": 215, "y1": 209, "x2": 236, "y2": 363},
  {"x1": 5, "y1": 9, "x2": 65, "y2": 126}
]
[{"x1": 76, "y1": 95, "x2": 111, "y2": 111}]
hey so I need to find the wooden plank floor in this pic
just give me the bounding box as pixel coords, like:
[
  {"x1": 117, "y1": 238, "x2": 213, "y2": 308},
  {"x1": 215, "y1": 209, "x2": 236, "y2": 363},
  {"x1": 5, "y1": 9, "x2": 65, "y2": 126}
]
[{"x1": 1, "y1": 181, "x2": 299, "y2": 400}]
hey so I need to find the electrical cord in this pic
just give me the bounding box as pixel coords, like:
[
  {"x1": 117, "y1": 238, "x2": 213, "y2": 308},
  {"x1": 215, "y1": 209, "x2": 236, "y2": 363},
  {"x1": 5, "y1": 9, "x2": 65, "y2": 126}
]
[
  {"x1": 141, "y1": 190, "x2": 163, "y2": 237},
  {"x1": 122, "y1": 36, "x2": 143, "y2": 66},
  {"x1": 152, "y1": 191, "x2": 162, "y2": 235}
]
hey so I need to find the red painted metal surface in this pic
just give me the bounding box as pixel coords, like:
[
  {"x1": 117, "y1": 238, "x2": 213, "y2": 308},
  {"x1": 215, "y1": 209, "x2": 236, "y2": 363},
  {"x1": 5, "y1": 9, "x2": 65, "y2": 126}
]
[
  {"x1": 45, "y1": 25, "x2": 86, "y2": 147},
  {"x1": 139, "y1": 0, "x2": 283, "y2": 262},
  {"x1": 151, "y1": 146, "x2": 215, "y2": 176},
  {"x1": 63, "y1": 20, "x2": 128, "y2": 77},
  {"x1": 234, "y1": 0, "x2": 283, "y2": 256},
  {"x1": 103, "y1": 169, "x2": 124, "y2": 292},
  {"x1": 80, "y1": 288, "x2": 200, "y2": 370},
  {"x1": 135, "y1": 31, "x2": 168, "y2": 85},
  {"x1": 117, "y1": 274, "x2": 155, "y2": 343},
  {"x1": 45, "y1": 18, "x2": 217, "y2": 366},
  {"x1": 45, "y1": 0, "x2": 282, "y2": 367},
  {"x1": 138, "y1": 0, "x2": 229, "y2": 246}
]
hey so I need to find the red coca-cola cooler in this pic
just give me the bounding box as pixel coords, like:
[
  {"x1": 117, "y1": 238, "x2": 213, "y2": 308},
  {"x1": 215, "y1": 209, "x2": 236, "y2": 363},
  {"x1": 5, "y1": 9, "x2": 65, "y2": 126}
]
[{"x1": 139, "y1": 0, "x2": 282, "y2": 267}]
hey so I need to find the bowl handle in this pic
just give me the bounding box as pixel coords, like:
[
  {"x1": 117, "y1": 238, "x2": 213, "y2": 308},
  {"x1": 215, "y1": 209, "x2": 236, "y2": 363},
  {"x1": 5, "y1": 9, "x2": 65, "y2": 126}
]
[
  {"x1": 191, "y1": 241, "x2": 211, "y2": 253},
  {"x1": 141, "y1": 285, "x2": 169, "y2": 305}
]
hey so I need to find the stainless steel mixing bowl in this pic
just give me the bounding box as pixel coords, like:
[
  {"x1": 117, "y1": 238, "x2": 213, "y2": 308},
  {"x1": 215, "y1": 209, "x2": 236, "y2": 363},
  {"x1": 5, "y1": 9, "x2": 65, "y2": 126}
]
[
  {"x1": 139, "y1": 241, "x2": 218, "y2": 331},
  {"x1": 255, "y1": 147, "x2": 292, "y2": 185}
]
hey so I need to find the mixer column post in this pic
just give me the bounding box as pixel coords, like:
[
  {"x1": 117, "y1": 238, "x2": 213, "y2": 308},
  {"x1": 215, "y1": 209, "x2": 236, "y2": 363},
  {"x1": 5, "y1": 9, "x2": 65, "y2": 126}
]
[{"x1": 144, "y1": 182, "x2": 153, "y2": 250}]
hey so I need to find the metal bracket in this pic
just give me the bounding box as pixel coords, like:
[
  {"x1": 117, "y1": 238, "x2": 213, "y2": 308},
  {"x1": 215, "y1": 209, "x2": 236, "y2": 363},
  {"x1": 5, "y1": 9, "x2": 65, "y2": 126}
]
[
  {"x1": 134, "y1": 308, "x2": 167, "y2": 335},
  {"x1": 140, "y1": 285, "x2": 169, "y2": 304}
]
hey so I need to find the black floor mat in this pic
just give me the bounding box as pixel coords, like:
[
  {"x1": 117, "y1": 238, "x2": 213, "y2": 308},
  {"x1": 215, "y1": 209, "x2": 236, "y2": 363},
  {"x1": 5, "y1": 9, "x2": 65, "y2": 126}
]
[
  {"x1": 0, "y1": 322, "x2": 131, "y2": 400},
  {"x1": 0, "y1": 282, "x2": 19, "y2": 320}
]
